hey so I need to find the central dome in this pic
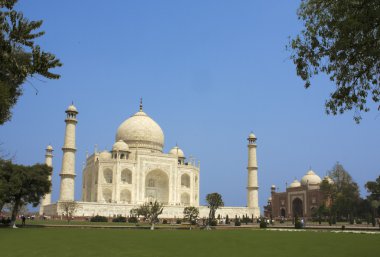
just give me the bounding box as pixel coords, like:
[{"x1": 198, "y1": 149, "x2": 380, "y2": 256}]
[{"x1": 115, "y1": 109, "x2": 164, "y2": 152}]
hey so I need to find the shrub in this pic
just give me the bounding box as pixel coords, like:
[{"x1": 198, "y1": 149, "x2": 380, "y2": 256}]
[
  {"x1": 260, "y1": 219, "x2": 267, "y2": 228},
  {"x1": 209, "y1": 219, "x2": 217, "y2": 226},
  {"x1": 162, "y1": 219, "x2": 168, "y2": 224},
  {"x1": 176, "y1": 219, "x2": 182, "y2": 224},
  {"x1": 356, "y1": 219, "x2": 362, "y2": 224},
  {"x1": 225, "y1": 215, "x2": 230, "y2": 224},
  {"x1": 90, "y1": 215, "x2": 108, "y2": 222},
  {"x1": 112, "y1": 216, "x2": 126, "y2": 222},
  {"x1": 190, "y1": 220, "x2": 197, "y2": 225},
  {"x1": 234, "y1": 219, "x2": 241, "y2": 226},
  {"x1": 294, "y1": 217, "x2": 303, "y2": 229},
  {"x1": 128, "y1": 216, "x2": 138, "y2": 223}
]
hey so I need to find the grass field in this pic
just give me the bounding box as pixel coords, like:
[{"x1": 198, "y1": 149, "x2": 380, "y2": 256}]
[{"x1": 0, "y1": 228, "x2": 378, "y2": 257}]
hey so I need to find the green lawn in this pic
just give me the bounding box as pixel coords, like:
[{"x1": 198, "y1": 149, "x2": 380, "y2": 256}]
[{"x1": 0, "y1": 228, "x2": 378, "y2": 257}]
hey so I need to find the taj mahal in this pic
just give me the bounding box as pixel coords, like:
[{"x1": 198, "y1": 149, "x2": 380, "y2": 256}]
[{"x1": 40, "y1": 101, "x2": 260, "y2": 218}]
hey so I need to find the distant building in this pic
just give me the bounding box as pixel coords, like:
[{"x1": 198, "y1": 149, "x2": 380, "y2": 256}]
[{"x1": 264, "y1": 170, "x2": 333, "y2": 219}]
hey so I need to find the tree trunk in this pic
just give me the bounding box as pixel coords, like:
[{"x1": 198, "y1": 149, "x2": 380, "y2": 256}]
[
  {"x1": 10, "y1": 199, "x2": 20, "y2": 228},
  {"x1": 150, "y1": 223, "x2": 155, "y2": 230}
]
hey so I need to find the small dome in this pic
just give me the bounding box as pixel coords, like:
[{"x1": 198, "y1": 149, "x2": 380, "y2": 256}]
[
  {"x1": 289, "y1": 179, "x2": 301, "y2": 188},
  {"x1": 115, "y1": 110, "x2": 164, "y2": 152},
  {"x1": 268, "y1": 197, "x2": 272, "y2": 201},
  {"x1": 46, "y1": 145, "x2": 53, "y2": 151},
  {"x1": 112, "y1": 140, "x2": 130, "y2": 152},
  {"x1": 169, "y1": 146, "x2": 185, "y2": 158},
  {"x1": 248, "y1": 132, "x2": 256, "y2": 139},
  {"x1": 301, "y1": 169, "x2": 322, "y2": 186},
  {"x1": 66, "y1": 104, "x2": 78, "y2": 113},
  {"x1": 323, "y1": 176, "x2": 334, "y2": 184},
  {"x1": 99, "y1": 151, "x2": 112, "y2": 160}
]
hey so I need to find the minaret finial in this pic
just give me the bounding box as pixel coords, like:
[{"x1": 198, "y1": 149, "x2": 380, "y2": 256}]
[{"x1": 139, "y1": 98, "x2": 143, "y2": 111}]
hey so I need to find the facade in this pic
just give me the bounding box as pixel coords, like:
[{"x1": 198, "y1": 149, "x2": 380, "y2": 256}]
[
  {"x1": 41, "y1": 102, "x2": 261, "y2": 218},
  {"x1": 265, "y1": 170, "x2": 332, "y2": 219}
]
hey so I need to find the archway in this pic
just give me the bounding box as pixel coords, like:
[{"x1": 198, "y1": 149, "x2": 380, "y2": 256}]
[
  {"x1": 121, "y1": 169, "x2": 132, "y2": 184},
  {"x1": 145, "y1": 169, "x2": 169, "y2": 204},
  {"x1": 292, "y1": 198, "x2": 303, "y2": 217},
  {"x1": 103, "y1": 168, "x2": 113, "y2": 184},
  {"x1": 120, "y1": 189, "x2": 131, "y2": 203},
  {"x1": 280, "y1": 208, "x2": 286, "y2": 217},
  {"x1": 180, "y1": 192, "x2": 190, "y2": 206},
  {"x1": 181, "y1": 174, "x2": 190, "y2": 188},
  {"x1": 102, "y1": 188, "x2": 112, "y2": 203}
]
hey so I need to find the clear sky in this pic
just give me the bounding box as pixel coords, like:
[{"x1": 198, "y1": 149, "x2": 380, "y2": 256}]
[{"x1": 1, "y1": 0, "x2": 379, "y2": 211}]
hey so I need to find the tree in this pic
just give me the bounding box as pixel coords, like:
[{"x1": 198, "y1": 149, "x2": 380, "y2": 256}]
[
  {"x1": 289, "y1": 0, "x2": 380, "y2": 123},
  {"x1": 365, "y1": 175, "x2": 380, "y2": 226},
  {"x1": 0, "y1": 159, "x2": 51, "y2": 227},
  {"x1": 205, "y1": 192, "x2": 224, "y2": 226},
  {"x1": 0, "y1": 0, "x2": 62, "y2": 125},
  {"x1": 59, "y1": 201, "x2": 77, "y2": 223},
  {"x1": 136, "y1": 201, "x2": 163, "y2": 230},
  {"x1": 183, "y1": 206, "x2": 199, "y2": 227},
  {"x1": 320, "y1": 162, "x2": 360, "y2": 223}
]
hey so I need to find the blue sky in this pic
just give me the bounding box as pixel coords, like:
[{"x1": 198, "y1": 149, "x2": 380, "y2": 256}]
[{"x1": 1, "y1": 1, "x2": 379, "y2": 210}]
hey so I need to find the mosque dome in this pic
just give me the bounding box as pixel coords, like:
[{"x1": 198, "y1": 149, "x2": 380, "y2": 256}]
[
  {"x1": 323, "y1": 176, "x2": 334, "y2": 184},
  {"x1": 248, "y1": 133, "x2": 256, "y2": 139},
  {"x1": 289, "y1": 179, "x2": 301, "y2": 188},
  {"x1": 46, "y1": 145, "x2": 53, "y2": 151},
  {"x1": 169, "y1": 146, "x2": 185, "y2": 158},
  {"x1": 301, "y1": 170, "x2": 322, "y2": 186},
  {"x1": 99, "y1": 151, "x2": 112, "y2": 160},
  {"x1": 115, "y1": 108, "x2": 164, "y2": 152},
  {"x1": 112, "y1": 140, "x2": 130, "y2": 152},
  {"x1": 66, "y1": 104, "x2": 78, "y2": 113}
]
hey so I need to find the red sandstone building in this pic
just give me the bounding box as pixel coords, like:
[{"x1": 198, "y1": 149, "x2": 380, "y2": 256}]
[{"x1": 265, "y1": 170, "x2": 333, "y2": 219}]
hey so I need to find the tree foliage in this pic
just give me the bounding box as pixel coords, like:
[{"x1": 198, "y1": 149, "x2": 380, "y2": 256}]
[
  {"x1": 289, "y1": 0, "x2": 380, "y2": 122},
  {"x1": 0, "y1": 159, "x2": 51, "y2": 226},
  {"x1": 319, "y1": 162, "x2": 360, "y2": 222},
  {"x1": 136, "y1": 201, "x2": 163, "y2": 230},
  {"x1": 183, "y1": 206, "x2": 199, "y2": 224},
  {"x1": 365, "y1": 175, "x2": 380, "y2": 225},
  {"x1": 206, "y1": 192, "x2": 224, "y2": 224},
  {"x1": 0, "y1": 0, "x2": 62, "y2": 125}
]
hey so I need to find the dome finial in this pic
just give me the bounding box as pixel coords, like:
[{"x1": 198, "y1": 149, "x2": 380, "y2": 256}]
[{"x1": 139, "y1": 98, "x2": 143, "y2": 111}]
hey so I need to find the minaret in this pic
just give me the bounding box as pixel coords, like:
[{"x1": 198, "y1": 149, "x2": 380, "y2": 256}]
[
  {"x1": 39, "y1": 145, "x2": 54, "y2": 215},
  {"x1": 247, "y1": 132, "x2": 259, "y2": 210},
  {"x1": 59, "y1": 104, "x2": 78, "y2": 201}
]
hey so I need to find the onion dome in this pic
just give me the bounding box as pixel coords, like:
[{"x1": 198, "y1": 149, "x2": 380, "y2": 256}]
[
  {"x1": 46, "y1": 145, "x2": 53, "y2": 151},
  {"x1": 169, "y1": 146, "x2": 185, "y2": 158},
  {"x1": 323, "y1": 176, "x2": 334, "y2": 184},
  {"x1": 99, "y1": 150, "x2": 112, "y2": 160},
  {"x1": 112, "y1": 140, "x2": 130, "y2": 152},
  {"x1": 289, "y1": 179, "x2": 301, "y2": 188},
  {"x1": 301, "y1": 169, "x2": 322, "y2": 186},
  {"x1": 66, "y1": 104, "x2": 78, "y2": 113},
  {"x1": 115, "y1": 104, "x2": 164, "y2": 152},
  {"x1": 248, "y1": 132, "x2": 256, "y2": 139}
]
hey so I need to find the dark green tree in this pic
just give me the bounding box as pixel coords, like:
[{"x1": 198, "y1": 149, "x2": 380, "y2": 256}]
[
  {"x1": 320, "y1": 162, "x2": 360, "y2": 223},
  {"x1": 183, "y1": 206, "x2": 199, "y2": 225},
  {"x1": 0, "y1": 0, "x2": 62, "y2": 125},
  {"x1": 289, "y1": 0, "x2": 380, "y2": 123},
  {"x1": 205, "y1": 192, "x2": 224, "y2": 226},
  {"x1": 365, "y1": 175, "x2": 380, "y2": 226},
  {"x1": 0, "y1": 159, "x2": 51, "y2": 227}
]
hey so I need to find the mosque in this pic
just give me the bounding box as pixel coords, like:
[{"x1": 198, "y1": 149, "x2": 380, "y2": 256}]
[
  {"x1": 40, "y1": 101, "x2": 260, "y2": 219},
  {"x1": 264, "y1": 170, "x2": 333, "y2": 219}
]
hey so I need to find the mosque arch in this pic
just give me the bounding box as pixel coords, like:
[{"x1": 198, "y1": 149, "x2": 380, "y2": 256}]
[
  {"x1": 103, "y1": 168, "x2": 113, "y2": 184},
  {"x1": 121, "y1": 169, "x2": 132, "y2": 184},
  {"x1": 120, "y1": 189, "x2": 131, "y2": 203},
  {"x1": 145, "y1": 169, "x2": 169, "y2": 204},
  {"x1": 102, "y1": 188, "x2": 112, "y2": 203},
  {"x1": 181, "y1": 173, "x2": 190, "y2": 188},
  {"x1": 292, "y1": 198, "x2": 303, "y2": 217},
  {"x1": 180, "y1": 192, "x2": 190, "y2": 206},
  {"x1": 280, "y1": 208, "x2": 286, "y2": 217}
]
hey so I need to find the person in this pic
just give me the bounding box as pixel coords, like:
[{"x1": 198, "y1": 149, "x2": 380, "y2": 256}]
[{"x1": 21, "y1": 215, "x2": 26, "y2": 226}]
